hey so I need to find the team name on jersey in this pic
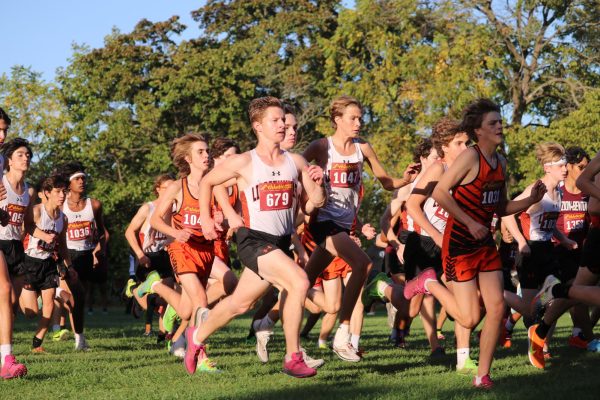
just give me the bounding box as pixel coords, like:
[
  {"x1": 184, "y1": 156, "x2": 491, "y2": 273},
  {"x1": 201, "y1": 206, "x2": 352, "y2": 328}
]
[
  {"x1": 560, "y1": 200, "x2": 588, "y2": 212},
  {"x1": 251, "y1": 180, "x2": 295, "y2": 211}
]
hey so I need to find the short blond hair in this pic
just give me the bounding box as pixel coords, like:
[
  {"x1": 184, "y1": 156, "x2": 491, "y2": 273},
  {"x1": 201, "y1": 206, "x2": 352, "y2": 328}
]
[
  {"x1": 330, "y1": 95, "x2": 362, "y2": 128},
  {"x1": 170, "y1": 133, "x2": 208, "y2": 177},
  {"x1": 536, "y1": 142, "x2": 565, "y2": 165},
  {"x1": 248, "y1": 97, "x2": 283, "y2": 133}
]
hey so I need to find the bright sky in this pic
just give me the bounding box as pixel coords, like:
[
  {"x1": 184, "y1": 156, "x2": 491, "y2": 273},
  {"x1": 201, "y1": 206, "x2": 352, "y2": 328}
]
[{"x1": 0, "y1": 1, "x2": 204, "y2": 81}]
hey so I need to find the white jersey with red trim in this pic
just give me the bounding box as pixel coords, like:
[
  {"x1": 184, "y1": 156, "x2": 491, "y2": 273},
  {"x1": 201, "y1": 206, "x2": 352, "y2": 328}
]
[
  {"x1": 520, "y1": 190, "x2": 561, "y2": 241},
  {"x1": 240, "y1": 150, "x2": 298, "y2": 236},
  {"x1": 404, "y1": 176, "x2": 422, "y2": 233},
  {"x1": 421, "y1": 163, "x2": 448, "y2": 238},
  {"x1": 63, "y1": 198, "x2": 96, "y2": 251},
  {"x1": 140, "y1": 201, "x2": 171, "y2": 253},
  {"x1": 0, "y1": 175, "x2": 29, "y2": 240},
  {"x1": 317, "y1": 137, "x2": 364, "y2": 229},
  {"x1": 25, "y1": 206, "x2": 64, "y2": 260}
]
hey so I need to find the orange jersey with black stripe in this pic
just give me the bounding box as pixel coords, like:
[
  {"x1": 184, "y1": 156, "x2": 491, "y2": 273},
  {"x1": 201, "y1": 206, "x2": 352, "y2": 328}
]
[
  {"x1": 444, "y1": 146, "x2": 505, "y2": 256},
  {"x1": 212, "y1": 184, "x2": 238, "y2": 242},
  {"x1": 172, "y1": 177, "x2": 211, "y2": 246}
]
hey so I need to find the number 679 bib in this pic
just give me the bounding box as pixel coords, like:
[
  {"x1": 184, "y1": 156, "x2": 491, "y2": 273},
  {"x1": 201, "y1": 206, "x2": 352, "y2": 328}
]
[{"x1": 259, "y1": 181, "x2": 294, "y2": 211}]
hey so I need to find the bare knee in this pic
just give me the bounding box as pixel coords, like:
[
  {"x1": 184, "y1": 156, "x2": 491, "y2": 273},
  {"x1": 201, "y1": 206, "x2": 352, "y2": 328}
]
[{"x1": 0, "y1": 280, "x2": 11, "y2": 297}]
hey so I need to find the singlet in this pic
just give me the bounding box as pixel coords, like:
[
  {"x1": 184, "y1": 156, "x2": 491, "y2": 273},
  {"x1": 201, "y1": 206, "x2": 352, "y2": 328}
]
[
  {"x1": 240, "y1": 150, "x2": 298, "y2": 236},
  {"x1": 421, "y1": 162, "x2": 449, "y2": 238},
  {"x1": 172, "y1": 177, "x2": 210, "y2": 246},
  {"x1": 140, "y1": 202, "x2": 170, "y2": 253},
  {"x1": 0, "y1": 175, "x2": 30, "y2": 241},
  {"x1": 556, "y1": 184, "x2": 589, "y2": 246},
  {"x1": 317, "y1": 137, "x2": 364, "y2": 229},
  {"x1": 63, "y1": 198, "x2": 97, "y2": 251},
  {"x1": 213, "y1": 184, "x2": 239, "y2": 241},
  {"x1": 444, "y1": 145, "x2": 505, "y2": 254},
  {"x1": 25, "y1": 206, "x2": 64, "y2": 260},
  {"x1": 520, "y1": 190, "x2": 561, "y2": 242}
]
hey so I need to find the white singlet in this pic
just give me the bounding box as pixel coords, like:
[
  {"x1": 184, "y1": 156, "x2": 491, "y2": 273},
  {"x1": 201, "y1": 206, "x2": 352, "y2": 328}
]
[
  {"x1": 0, "y1": 175, "x2": 30, "y2": 240},
  {"x1": 25, "y1": 206, "x2": 64, "y2": 260},
  {"x1": 140, "y1": 201, "x2": 171, "y2": 253},
  {"x1": 421, "y1": 163, "x2": 449, "y2": 237},
  {"x1": 63, "y1": 198, "x2": 96, "y2": 251},
  {"x1": 520, "y1": 190, "x2": 561, "y2": 241}
]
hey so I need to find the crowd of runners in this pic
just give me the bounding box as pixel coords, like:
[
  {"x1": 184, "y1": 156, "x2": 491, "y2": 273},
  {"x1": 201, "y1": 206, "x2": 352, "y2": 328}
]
[{"x1": 1, "y1": 96, "x2": 599, "y2": 389}]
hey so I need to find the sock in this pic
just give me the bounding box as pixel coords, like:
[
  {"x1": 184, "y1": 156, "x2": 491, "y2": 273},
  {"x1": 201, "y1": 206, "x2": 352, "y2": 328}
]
[
  {"x1": 535, "y1": 320, "x2": 552, "y2": 339},
  {"x1": 551, "y1": 283, "x2": 571, "y2": 299},
  {"x1": 260, "y1": 315, "x2": 274, "y2": 331},
  {"x1": 32, "y1": 336, "x2": 43, "y2": 349},
  {"x1": 475, "y1": 375, "x2": 484, "y2": 385},
  {"x1": 376, "y1": 280, "x2": 389, "y2": 295},
  {"x1": 390, "y1": 328, "x2": 399, "y2": 341},
  {"x1": 192, "y1": 327, "x2": 202, "y2": 346},
  {"x1": 75, "y1": 333, "x2": 82, "y2": 346},
  {"x1": 150, "y1": 280, "x2": 161, "y2": 292},
  {"x1": 52, "y1": 324, "x2": 61, "y2": 332},
  {"x1": 334, "y1": 324, "x2": 350, "y2": 346},
  {"x1": 318, "y1": 338, "x2": 327, "y2": 347},
  {"x1": 0, "y1": 344, "x2": 12, "y2": 366},
  {"x1": 456, "y1": 347, "x2": 469, "y2": 368},
  {"x1": 423, "y1": 278, "x2": 436, "y2": 292},
  {"x1": 350, "y1": 334, "x2": 360, "y2": 349}
]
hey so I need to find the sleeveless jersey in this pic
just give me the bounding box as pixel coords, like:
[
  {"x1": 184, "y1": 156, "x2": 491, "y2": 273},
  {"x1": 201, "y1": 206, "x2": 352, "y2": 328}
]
[
  {"x1": 520, "y1": 190, "x2": 561, "y2": 242},
  {"x1": 317, "y1": 137, "x2": 363, "y2": 229},
  {"x1": 444, "y1": 146, "x2": 505, "y2": 255},
  {"x1": 240, "y1": 150, "x2": 298, "y2": 236},
  {"x1": 0, "y1": 175, "x2": 29, "y2": 240},
  {"x1": 25, "y1": 206, "x2": 64, "y2": 259},
  {"x1": 213, "y1": 184, "x2": 238, "y2": 242},
  {"x1": 63, "y1": 198, "x2": 97, "y2": 251},
  {"x1": 172, "y1": 177, "x2": 211, "y2": 246},
  {"x1": 556, "y1": 184, "x2": 589, "y2": 246},
  {"x1": 140, "y1": 202, "x2": 170, "y2": 253},
  {"x1": 421, "y1": 162, "x2": 449, "y2": 237}
]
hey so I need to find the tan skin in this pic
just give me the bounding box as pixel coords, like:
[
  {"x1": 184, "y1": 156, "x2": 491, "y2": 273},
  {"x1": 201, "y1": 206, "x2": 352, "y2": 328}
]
[
  {"x1": 429, "y1": 111, "x2": 546, "y2": 378},
  {"x1": 196, "y1": 106, "x2": 326, "y2": 358}
]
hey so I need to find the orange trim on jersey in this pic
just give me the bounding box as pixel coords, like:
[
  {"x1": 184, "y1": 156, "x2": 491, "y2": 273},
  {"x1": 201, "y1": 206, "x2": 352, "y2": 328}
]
[
  {"x1": 240, "y1": 191, "x2": 250, "y2": 229},
  {"x1": 172, "y1": 177, "x2": 209, "y2": 246},
  {"x1": 520, "y1": 212, "x2": 532, "y2": 241}
]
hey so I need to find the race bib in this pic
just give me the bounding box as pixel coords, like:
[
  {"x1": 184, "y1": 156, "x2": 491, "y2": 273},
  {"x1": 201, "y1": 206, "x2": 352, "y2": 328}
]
[
  {"x1": 6, "y1": 203, "x2": 26, "y2": 226},
  {"x1": 563, "y1": 212, "x2": 586, "y2": 233},
  {"x1": 67, "y1": 220, "x2": 93, "y2": 242},
  {"x1": 259, "y1": 181, "x2": 294, "y2": 211},
  {"x1": 434, "y1": 203, "x2": 449, "y2": 221},
  {"x1": 37, "y1": 229, "x2": 58, "y2": 252},
  {"x1": 539, "y1": 211, "x2": 559, "y2": 232},
  {"x1": 181, "y1": 207, "x2": 202, "y2": 229},
  {"x1": 329, "y1": 163, "x2": 360, "y2": 188}
]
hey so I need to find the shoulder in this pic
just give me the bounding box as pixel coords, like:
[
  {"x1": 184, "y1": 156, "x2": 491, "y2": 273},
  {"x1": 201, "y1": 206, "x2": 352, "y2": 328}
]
[
  {"x1": 90, "y1": 198, "x2": 103, "y2": 210},
  {"x1": 287, "y1": 151, "x2": 308, "y2": 168}
]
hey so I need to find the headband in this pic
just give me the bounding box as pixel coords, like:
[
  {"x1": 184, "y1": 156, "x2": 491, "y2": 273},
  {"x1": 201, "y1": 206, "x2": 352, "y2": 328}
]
[
  {"x1": 69, "y1": 172, "x2": 86, "y2": 181},
  {"x1": 544, "y1": 157, "x2": 567, "y2": 167}
]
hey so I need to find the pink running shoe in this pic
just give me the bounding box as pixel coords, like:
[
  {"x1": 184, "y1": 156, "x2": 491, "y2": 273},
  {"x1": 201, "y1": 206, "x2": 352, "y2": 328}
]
[
  {"x1": 403, "y1": 268, "x2": 436, "y2": 300},
  {"x1": 473, "y1": 374, "x2": 494, "y2": 389},
  {"x1": 282, "y1": 352, "x2": 317, "y2": 378},
  {"x1": 184, "y1": 327, "x2": 203, "y2": 375},
  {"x1": 1, "y1": 355, "x2": 27, "y2": 380}
]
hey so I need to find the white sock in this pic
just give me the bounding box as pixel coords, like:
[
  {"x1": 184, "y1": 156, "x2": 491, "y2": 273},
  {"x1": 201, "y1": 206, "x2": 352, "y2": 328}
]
[
  {"x1": 376, "y1": 280, "x2": 389, "y2": 296},
  {"x1": 150, "y1": 280, "x2": 161, "y2": 292},
  {"x1": 52, "y1": 324, "x2": 61, "y2": 332},
  {"x1": 334, "y1": 324, "x2": 350, "y2": 346},
  {"x1": 424, "y1": 278, "x2": 436, "y2": 292},
  {"x1": 192, "y1": 327, "x2": 203, "y2": 346},
  {"x1": 475, "y1": 375, "x2": 484, "y2": 385},
  {"x1": 318, "y1": 338, "x2": 327, "y2": 347},
  {"x1": 456, "y1": 347, "x2": 469, "y2": 368},
  {"x1": 350, "y1": 334, "x2": 360, "y2": 349},
  {"x1": 572, "y1": 327, "x2": 582, "y2": 337},
  {"x1": 75, "y1": 333, "x2": 82, "y2": 346},
  {"x1": 1, "y1": 344, "x2": 12, "y2": 366}
]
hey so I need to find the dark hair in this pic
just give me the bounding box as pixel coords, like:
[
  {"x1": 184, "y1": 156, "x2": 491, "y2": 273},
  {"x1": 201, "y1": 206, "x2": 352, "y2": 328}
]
[
  {"x1": 153, "y1": 173, "x2": 175, "y2": 196},
  {"x1": 412, "y1": 138, "x2": 434, "y2": 163},
  {"x1": 283, "y1": 102, "x2": 297, "y2": 116},
  {"x1": 170, "y1": 133, "x2": 209, "y2": 177},
  {"x1": 211, "y1": 138, "x2": 240, "y2": 159},
  {"x1": 1, "y1": 138, "x2": 32, "y2": 171},
  {"x1": 460, "y1": 98, "x2": 501, "y2": 142},
  {"x1": 41, "y1": 174, "x2": 69, "y2": 193},
  {"x1": 565, "y1": 146, "x2": 590, "y2": 164},
  {"x1": 0, "y1": 107, "x2": 11, "y2": 126},
  {"x1": 60, "y1": 161, "x2": 86, "y2": 177}
]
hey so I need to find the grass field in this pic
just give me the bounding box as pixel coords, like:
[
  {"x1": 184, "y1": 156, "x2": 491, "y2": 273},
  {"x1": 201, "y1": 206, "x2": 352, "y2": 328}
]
[{"x1": 2, "y1": 307, "x2": 599, "y2": 399}]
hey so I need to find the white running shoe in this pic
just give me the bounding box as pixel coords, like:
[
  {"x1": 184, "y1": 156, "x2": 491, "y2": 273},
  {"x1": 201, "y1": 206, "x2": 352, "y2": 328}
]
[
  {"x1": 332, "y1": 342, "x2": 361, "y2": 362},
  {"x1": 170, "y1": 335, "x2": 186, "y2": 359},
  {"x1": 255, "y1": 330, "x2": 272, "y2": 363},
  {"x1": 75, "y1": 337, "x2": 90, "y2": 352},
  {"x1": 300, "y1": 347, "x2": 325, "y2": 369}
]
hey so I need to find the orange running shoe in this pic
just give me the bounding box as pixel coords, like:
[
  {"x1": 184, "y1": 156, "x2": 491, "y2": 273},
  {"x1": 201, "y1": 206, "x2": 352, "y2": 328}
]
[
  {"x1": 568, "y1": 334, "x2": 589, "y2": 349},
  {"x1": 527, "y1": 324, "x2": 545, "y2": 369}
]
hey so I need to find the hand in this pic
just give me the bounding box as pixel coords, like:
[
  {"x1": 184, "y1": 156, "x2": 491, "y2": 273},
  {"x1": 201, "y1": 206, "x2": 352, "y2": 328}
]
[
  {"x1": 466, "y1": 220, "x2": 489, "y2": 241},
  {"x1": 173, "y1": 228, "x2": 193, "y2": 243},
  {"x1": 200, "y1": 217, "x2": 218, "y2": 240},
  {"x1": 350, "y1": 234, "x2": 362, "y2": 247},
  {"x1": 561, "y1": 238, "x2": 578, "y2": 250},
  {"x1": 517, "y1": 240, "x2": 531, "y2": 257},
  {"x1": 42, "y1": 232, "x2": 57, "y2": 245},
  {"x1": 402, "y1": 163, "x2": 421, "y2": 184},
  {"x1": 137, "y1": 254, "x2": 151, "y2": 268},
  {"x1": 305, "y1": 165, "x2": 324, "y2": 186},
  {"x1": 361, "y1": 223, "x2": 376, "y2": 240},
  {"x1": 296, "y1": 247, "x2": 309, "y2": 268},
  {"x1": 213, "y1": 209, "x2": 224, "y2": 227},
  {"x1": 529, "y1": 180, "x2": 547, "y2": 203},
  {"x1": 0, "y1": 209, "x2": 9, "y2": 227},
  {"x1": 227, "y1": 213, "x2": 245, "y2": 232},
  {"x1": 92, "y1": 251, "x2": 105, "y2": 268},
  {"x1": 396, "y1": 243, "x2": 405, "y2": 264}
]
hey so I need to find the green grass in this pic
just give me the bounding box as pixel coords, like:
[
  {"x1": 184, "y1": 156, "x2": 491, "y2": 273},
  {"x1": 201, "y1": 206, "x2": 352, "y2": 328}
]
[{"x1": 2, "y1": 308, "x2": 600, "y2": 399}]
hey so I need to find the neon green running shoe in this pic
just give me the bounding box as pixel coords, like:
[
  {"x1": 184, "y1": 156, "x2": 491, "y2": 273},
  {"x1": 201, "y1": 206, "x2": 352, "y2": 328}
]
[
  {"x1": 52, "y1": 329, "x2": 70, "y2": 342},
  {"x1": 136, "y1": 271, "x2": 161, "y2": 297},
  {"x1": 198, "y1": 357, "x2": 221, "y2": 373},
  {"x1": 318, "y1": 342, "x2": 329, "y2": 350},
  {"x1": 457, "y1": 357, "x2": 478, "y2": 375},
  {"x1": 162, "y1": 304, "x2": 181, "y2": 333},
  {"x1": 125, "y1": 279, "x2": 137, "y2": 298},
  {"x1": 362, "y1": 272, "x2": 392, "y2": 305}
]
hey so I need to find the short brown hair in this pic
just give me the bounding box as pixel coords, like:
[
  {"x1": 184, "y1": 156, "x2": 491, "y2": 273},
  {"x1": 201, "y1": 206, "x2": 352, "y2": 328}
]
[
  {"x1": 536, "y1": 142, "x2": 565, "y2": 165},
  {"x1": 412, "y1": 138, "x2": 434, "y2": 163},
  {"x1": 170, "y1": 133, "x2": 208, "y2": 177},
  {"x1": 431, "y1": 117, "x2": 462, "y2": 158},
  {"x1": 330, "y1": 95, "x2": 362, "y2": 128},
  {"x1": 460, "y1": 98, "x2": 501, "y2": 142},
  {"x1": 248, "y1": 97, "x2": 283, "y2": 132},
  {"x1": 211, "y1": 138, "x2": 240, "y2": 159},
  {"x1": 153, "y1": 173, "x2": 175, "y2": 196}
]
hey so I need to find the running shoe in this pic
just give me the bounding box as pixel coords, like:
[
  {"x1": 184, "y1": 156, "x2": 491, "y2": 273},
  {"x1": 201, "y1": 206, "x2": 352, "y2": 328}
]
[
  {"x1": 332, "y1": 342, "x2": 361, "y2": 362},
  {"x1": 52, "y1": 329, "x2": 70, "y2": 342},
  {"x1": 255, "y1": 329, "x2": 272, "y2": 363},
  {"x1": 184, "y1": 327, "x2": 202, "y2": 374},
  {"x1": 170, "y1": 335, "x2": 186, "y2": 359},
  {"x1": 457, "y1": 357, "x2": 478, "y2": 375},
  {"x1": 75, "y1": 337, "x2": 90, "y2": 352},
  {"x1": 162, "y1": 304, "x2": 180, "y2": 333},
  {"x1": 403, "y1": 268, "x2": 436, "y2": 300},
  {"x1": 318, "y1": 341, "x2": 329, "y2": 350},
  {"x1": 498, "y1": 320, "x2": 512, "y2": 348},
  {"x1": 0, "y1": 355, "x2": 27, "y2": 380},
  {"x1": 124, "y1": 278, "x2": 137, "y2": 298},
  {"x1": 136, "y1": 271, "x2": 161, "y2": 297},
  {"x1": 362, "y1": 272, "x2": 392, "y2": 305},
  {"x1": 198, "y1": 356, "x2": 221, "y2": 373},
  {"x1": 568, "y1": 334, "x2": 589, "y2": 349},
  {"x1": 300, "y1": 348, "x2": 325, "y2": 369},
  {"x1": 473, "y1": 374, "x2": 494, "y2": 389},
  {"x1": 282, "y1": 352, "x2": 317, "y2": 378},
  {"x1": 543, "y1": 350, "x2": 552, "y2": 360},
  {"x1": 31, "y1": 346, "x2": 46, "y2": 354},
  {"x1": 531, "y1": 275, "x2": 560, "y2": 318},
  {"x1": 391, "y1": 334, "x2": 407, "y2": 349},
  {"x1": 436, "y1": 329, "x2": 445, "y2": 340},
  {"x1": 587, "y1": 338, "x2": 600, "y2": 352},
  {"x1": 386, "y1": 302, "x2": 397, "y2": 329},
  {"x1": 527, "y1": 324, "x2": 545, "y2": 369}
]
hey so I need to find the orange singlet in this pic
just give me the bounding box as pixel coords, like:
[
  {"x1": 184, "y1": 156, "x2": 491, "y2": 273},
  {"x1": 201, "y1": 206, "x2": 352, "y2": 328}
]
[
  {"x1": 212, "y1": 184, "x2": 238, "y2": 266},
  {"x1": 442, "y1": 145, "x2": 504, "y2": 282}
]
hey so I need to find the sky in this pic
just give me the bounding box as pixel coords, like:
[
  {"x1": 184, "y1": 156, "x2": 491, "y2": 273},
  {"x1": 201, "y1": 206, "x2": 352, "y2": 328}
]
[{"x1": 0, "y1": 1, "x2": 204, "y2": 81}]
